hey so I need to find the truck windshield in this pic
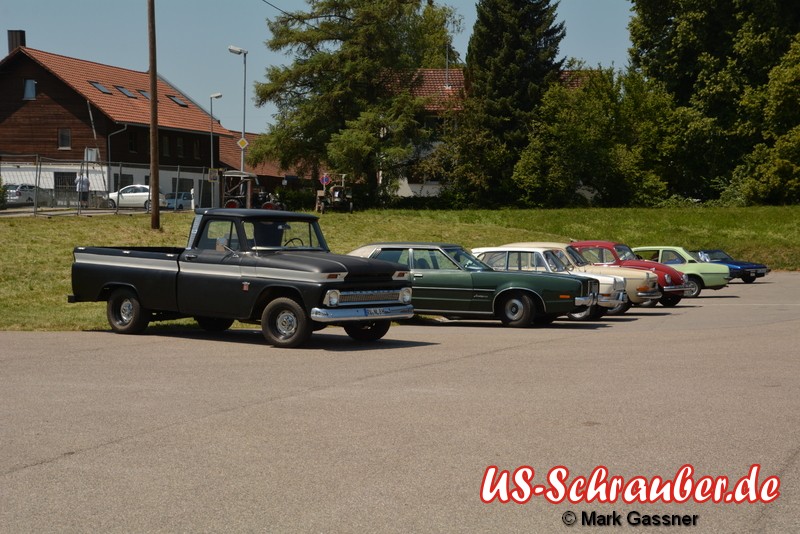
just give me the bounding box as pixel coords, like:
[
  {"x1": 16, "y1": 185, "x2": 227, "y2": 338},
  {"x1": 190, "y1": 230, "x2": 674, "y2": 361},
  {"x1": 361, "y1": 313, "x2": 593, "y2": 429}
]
[{"x1": 245, "y1": 219, "x2": 327, "y2": 250}]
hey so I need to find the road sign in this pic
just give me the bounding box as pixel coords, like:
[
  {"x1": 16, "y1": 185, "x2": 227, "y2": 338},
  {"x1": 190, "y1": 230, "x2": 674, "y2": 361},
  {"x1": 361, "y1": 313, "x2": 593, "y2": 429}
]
[
  {"x1": 320, "y1": 173, "x2": 331, "y2": 186},
  {"x1": 237, "y1": 138, "x2": 249, "y2": 149}
]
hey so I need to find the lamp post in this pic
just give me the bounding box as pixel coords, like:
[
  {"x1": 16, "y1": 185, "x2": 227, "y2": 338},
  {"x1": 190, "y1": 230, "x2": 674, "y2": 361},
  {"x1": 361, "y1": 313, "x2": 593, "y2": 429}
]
[
  {"x1": 209, "y1": 92, "x2": 222, "y2": 208},
  {"x1": 228, "y1": 45, "x2": 248, "y2": 173},
  {"x1": 209, "y1": 92, "x2": 222, "y2": 170}
]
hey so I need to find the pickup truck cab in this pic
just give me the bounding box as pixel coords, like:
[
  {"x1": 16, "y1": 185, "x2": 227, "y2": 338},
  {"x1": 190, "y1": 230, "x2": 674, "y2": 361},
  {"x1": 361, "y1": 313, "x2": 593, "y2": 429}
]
[{"x1": 69, "y1": 208, "x2": 414, "y2": 347}]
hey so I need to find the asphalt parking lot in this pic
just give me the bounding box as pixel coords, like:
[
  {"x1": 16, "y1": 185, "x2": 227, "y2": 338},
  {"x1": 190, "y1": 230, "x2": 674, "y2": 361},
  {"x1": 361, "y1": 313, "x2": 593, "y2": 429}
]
[{"x1": 2, "y1": 273, "x2": 799, "y2": 533}]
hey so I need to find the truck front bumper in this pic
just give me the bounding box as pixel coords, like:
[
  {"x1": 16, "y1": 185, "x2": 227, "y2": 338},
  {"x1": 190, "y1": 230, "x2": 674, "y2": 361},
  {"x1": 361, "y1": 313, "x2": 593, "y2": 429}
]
[{"x1": 311, "y1": 304, "x2": 415, "y2": 323}]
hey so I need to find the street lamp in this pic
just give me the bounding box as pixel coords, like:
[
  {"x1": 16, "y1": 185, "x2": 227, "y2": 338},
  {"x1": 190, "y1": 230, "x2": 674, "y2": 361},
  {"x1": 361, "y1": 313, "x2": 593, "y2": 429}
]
[
  {"x1": 209, "y1": 92, "x2": 222, "y2": 171},
  {"x1": 228, "y1": 45, "x2": 248, "y2": 173}
]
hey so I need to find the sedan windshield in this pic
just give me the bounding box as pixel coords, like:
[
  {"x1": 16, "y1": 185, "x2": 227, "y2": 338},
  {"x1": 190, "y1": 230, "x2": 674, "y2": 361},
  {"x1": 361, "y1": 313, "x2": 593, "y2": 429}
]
[
  {"x1": 615, "y1": 245, "x2": 638, "y2": 260},
  {"x1": 565, "y1": 246, "x2": 590, "y2": 266},
  {"x1": 702, "y1": 250, "x2": 733, "y2": 261}
]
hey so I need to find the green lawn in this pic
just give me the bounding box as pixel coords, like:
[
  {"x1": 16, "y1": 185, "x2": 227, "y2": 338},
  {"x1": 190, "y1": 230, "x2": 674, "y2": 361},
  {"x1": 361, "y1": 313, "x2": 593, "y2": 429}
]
[{"x1": 1, "y1": 206, "x2": 797, "y2": 331}]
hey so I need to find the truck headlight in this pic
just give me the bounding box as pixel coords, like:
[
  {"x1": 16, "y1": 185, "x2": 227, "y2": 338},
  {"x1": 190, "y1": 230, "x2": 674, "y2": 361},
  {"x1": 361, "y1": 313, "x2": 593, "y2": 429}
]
[
  {"x1": 400, "y1": 287, "x2": 412, "y2": 304},
  {"x1": 324, "y1": 289, "x2": 341, "y2": 307}
]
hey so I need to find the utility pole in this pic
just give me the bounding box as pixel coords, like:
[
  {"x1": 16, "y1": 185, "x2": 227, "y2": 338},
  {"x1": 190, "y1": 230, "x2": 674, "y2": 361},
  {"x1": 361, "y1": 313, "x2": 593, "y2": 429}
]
[{"x1": 148, "y1": 0, "x2": 160, "y2": 229}]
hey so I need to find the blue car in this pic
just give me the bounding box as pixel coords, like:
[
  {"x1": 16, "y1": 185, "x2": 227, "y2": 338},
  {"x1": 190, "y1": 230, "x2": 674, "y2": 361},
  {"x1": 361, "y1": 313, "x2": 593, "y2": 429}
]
[{"x1": 693, "y1": 249, "x2": 770, "y2": 283}]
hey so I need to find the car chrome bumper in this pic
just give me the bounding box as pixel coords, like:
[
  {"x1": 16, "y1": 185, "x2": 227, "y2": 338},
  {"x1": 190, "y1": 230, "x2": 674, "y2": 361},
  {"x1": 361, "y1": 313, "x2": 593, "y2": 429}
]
[
  {"x1": 574, "y1": 294, "x2": 597, "y2": 307},
  {"x1": 637, "y1": 288, "x2": 662, "y2": 299},
  {"x1": 597, "y1": 290, "x2": 627, "y2": 308},
  {"x1": 662, "y1": 284, "x2": 689, "y2": 293},
  {"x1": 310, "y1": 304, "x2": 414, "y2": 323}
]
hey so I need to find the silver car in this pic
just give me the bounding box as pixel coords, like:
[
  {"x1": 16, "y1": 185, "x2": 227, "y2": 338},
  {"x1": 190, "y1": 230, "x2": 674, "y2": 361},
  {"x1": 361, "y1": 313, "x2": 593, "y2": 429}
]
[
  {"x1": 105, "y1": 185, "x2": 166, "y2": 210},
  {"x1": 5, "y1": 183, "x2": 46, "y2": 206}
]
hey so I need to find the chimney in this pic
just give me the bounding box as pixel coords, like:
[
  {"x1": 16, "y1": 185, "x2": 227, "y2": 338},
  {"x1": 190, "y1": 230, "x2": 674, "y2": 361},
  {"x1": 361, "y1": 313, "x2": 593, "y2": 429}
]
[{"x1": 8, "y1": 30, "x2": 26, "y2": 54}]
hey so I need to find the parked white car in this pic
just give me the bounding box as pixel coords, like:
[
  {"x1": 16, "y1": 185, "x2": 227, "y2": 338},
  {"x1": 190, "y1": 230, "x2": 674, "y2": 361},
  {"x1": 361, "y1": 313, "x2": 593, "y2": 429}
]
[{"x1": 104, "y1": 185, "x2": 166, "y2": 210}]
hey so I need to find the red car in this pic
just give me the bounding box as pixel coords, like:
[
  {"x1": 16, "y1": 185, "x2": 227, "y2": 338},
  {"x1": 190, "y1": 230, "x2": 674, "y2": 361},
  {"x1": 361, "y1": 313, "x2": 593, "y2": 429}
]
[{"x1": 570, "y1": 241, "x2": 689, "y2": 307}]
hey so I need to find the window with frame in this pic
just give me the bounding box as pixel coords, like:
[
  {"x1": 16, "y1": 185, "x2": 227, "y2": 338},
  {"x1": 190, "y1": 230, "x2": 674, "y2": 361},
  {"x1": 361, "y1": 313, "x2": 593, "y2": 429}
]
[
  {"x1": 161, "y1": 135, "x2": 170, "y2": 156},
  {"x1": 192, "y1": 139, "x2": 200, "y2": 159},
  {"x1": 57, "y1": 128, "x2": 71, "y2": 149},
  {"x1": 176, "y1": 137, "x2": 184, "y2": 158},
  {"x1": 23, "y1": 79, "x2": 36, "y2": 100},
  {"x1": 128, "y1": 130, "x2": 138, "y2": 153},
  {"x1": 412, "y1": 249, "x2": 458, "y2": 270},
  {"x1": 374, "y1": 249, "x2": 410, "y2": 268},
  {"x1": 661, "y1": 250, "x2": 685, "y2": 264}
]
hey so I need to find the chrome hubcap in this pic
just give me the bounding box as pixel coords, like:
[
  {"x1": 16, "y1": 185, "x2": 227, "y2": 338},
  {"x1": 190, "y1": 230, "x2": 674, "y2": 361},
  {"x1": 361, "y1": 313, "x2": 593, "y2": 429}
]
[
  {"x1": 120, "y1": 299, "x2": 134, "y2": 324},
  {"x1": 275, "y1": 310, "x2": 298, "y2": 337},
  {"x1": 505, "y1": 298, "x2": 524, "y2": 321}
]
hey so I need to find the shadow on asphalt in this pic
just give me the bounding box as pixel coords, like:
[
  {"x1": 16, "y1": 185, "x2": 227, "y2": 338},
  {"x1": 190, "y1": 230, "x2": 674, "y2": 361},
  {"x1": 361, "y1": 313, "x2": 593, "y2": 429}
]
[{"x1": 92, "y1": 324, "x2": 439, "y2": 351}]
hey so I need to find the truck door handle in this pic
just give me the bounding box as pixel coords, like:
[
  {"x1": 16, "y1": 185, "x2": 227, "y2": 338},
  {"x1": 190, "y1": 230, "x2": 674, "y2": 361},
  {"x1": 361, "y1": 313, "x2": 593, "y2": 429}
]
[{"x1": 185, "y1": 254, "x2": 197, "y2": 260}]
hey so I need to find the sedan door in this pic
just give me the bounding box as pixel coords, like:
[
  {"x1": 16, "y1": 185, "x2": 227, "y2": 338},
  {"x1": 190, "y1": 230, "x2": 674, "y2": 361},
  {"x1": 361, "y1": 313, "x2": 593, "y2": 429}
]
[{"x1": 409, "y1": 248, "x2": 474, "y2": 313}]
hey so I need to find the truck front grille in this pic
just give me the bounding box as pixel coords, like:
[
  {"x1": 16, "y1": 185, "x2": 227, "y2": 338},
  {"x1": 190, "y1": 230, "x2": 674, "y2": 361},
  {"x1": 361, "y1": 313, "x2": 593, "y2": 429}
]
[{"x1": 339, "y1": 289, "x2": 402, "y2": 305}]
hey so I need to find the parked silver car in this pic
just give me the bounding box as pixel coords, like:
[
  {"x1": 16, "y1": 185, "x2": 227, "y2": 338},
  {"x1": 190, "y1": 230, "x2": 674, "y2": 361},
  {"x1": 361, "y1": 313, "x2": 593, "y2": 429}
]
[
  {"x1": 104, "y1": 185, "x2": 166, "y2": 210},
  {"x1": 4, "y1": 183, "x2": 48, "y2": 206},
  {"x1": 165, "y1": 191, "x2": 193, "y2": 210}
]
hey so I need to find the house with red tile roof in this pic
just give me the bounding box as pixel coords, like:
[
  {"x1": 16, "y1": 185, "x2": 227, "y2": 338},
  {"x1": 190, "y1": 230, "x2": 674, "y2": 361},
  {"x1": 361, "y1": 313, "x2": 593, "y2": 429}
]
[{"x1": 0, "y1": 38, "x2": 294, "y2": 207}]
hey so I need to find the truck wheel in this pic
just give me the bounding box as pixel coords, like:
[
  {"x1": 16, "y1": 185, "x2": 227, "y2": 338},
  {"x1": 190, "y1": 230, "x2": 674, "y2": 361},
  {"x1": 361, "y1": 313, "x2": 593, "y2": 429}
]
[
  {"x1": 195, "y1": 317, "x2": 234, "y2": 331},
  {"x1": 498, "y1": 292, "x2": 533, "y2": 327},
  {"x1": 607, "y1": 300, "x2": 633, "y2": 314},
  {"x1": 261, "y1": 297, "x2": 311, "y2": 348},
  {"x1": 107, "y1": 288, "x2": 150, "y2": 334},
  {"x1": 685, "y1": 276, "x2": 703, "y2": 298},
  {"x1": 659, "y1": 293, "x2": 682, "y2": 307},
  {"x1": 344, "y1": 320, "x2": 391, "y2": 341}
]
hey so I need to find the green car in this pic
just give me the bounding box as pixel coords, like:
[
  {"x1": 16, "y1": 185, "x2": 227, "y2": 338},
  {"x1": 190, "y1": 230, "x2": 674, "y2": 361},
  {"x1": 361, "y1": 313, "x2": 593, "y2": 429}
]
[
  {"x1": 632, "y1": 246, "x2": 730, "y2": 298},
  {"x1": 348, "y1": 242, "x2": 599, "y2": 326}
]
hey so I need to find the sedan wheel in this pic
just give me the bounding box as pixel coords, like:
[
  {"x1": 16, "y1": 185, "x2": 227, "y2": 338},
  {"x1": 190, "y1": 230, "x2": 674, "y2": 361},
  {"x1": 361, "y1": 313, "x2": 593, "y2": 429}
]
[
  {"x1": 498, "y1": 292, "x2": 533, "y2": 327},
  {"x1": 742, "y1": 274, "x2": 756, "y2": 283},
  {"x1": 659, "y1": 293, "x2": 682, "y2": 307},
  {"x1": 607, "y1": 300, "x2": 633, "y2": 315},
  {"x1": 684, "y1": 276, "x2": 703, "y2": 298}
]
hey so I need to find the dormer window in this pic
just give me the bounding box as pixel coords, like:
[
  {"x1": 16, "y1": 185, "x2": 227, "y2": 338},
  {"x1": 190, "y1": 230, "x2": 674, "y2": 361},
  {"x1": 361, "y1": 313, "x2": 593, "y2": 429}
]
[
  {"x1": 23, "y1": 79, "x2": 36, "y2": 100},
  {"x1": 167, "y1": 95, "x2": 188, "y2": 107},
  {"x1": 89, "y1": 81, "x2": 113, "y2": 94}
]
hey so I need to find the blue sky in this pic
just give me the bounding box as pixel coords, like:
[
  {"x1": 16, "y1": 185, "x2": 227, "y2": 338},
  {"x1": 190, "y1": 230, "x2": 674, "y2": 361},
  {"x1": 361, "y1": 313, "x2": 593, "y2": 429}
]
[{"x1": 2, "y1": 0, "x2": 633, "y2": 135}]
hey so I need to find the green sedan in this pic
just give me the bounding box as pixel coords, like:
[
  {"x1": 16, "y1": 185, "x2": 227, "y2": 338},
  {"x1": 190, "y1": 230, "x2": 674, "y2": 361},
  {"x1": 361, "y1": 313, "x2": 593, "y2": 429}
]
[
  {"x1": 348, "y1": 242, "x2": 599, "y2": 326},
  {"x1": 632, "y1": 246, "x2": 731, "y2": 298}
]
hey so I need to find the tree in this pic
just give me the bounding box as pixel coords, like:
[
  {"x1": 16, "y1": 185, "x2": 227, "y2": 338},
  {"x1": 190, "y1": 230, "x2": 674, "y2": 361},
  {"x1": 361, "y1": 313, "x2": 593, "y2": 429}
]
[
  {"x1": 512, "y1": 68, "x2": 671, "y2": 207},
  {"x1": 460, "y1": 0, "x2": 565, "y2": 205},
  {"x1": 249, "y1": 0, "x2": 460, "y2": 205},
  {"x1": 629, "y1": 0, "x2": 800, "y2": 201}
]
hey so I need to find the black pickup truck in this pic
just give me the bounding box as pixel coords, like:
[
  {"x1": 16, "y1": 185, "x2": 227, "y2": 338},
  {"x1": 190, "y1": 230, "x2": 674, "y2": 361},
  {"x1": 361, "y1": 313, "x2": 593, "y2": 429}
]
[{"x1": 69, "y1": 208, "x2": 414, "y2": 347}]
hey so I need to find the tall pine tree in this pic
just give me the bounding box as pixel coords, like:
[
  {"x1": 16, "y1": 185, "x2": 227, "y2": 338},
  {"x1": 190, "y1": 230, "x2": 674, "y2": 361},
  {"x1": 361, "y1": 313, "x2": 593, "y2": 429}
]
[{"x1": 461, "y1": 0, "x2": 564, "y2": 204}]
